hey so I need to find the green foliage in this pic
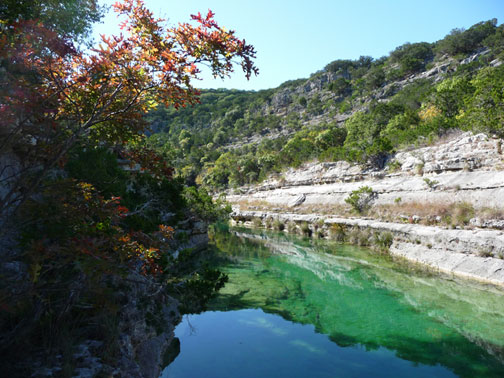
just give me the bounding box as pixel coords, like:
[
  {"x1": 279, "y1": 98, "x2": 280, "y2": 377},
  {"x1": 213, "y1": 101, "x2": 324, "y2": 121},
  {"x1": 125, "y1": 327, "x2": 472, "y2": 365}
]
[
  {"x1": 460, "y1": 64, "x2": 504, "y2": 136},
  {"x1": 145, "y1": 19, "x2": 504, "y2": 193},
  {"x1": 66, "y1": 146, "x2": 186, "y2": 232},
  {"x1": 435, "y1": 19, "x2": 497, "y2": 56},
  {"x1": 1, "y1": 175, "x2": 182, "y2": 370},
  {"x1": 390, "y1": 42, "x2": 434, "y2": 76},
  {"x1": 66, "y1": 147, "x2": 128, "y2": 198},
  {"x1": 335, "y1": 99, "x2": 350, "y2": 114},
  {"x1": 483, "y1": 24, "x2": 504, "y2": 55},
  {"x1": 314, "y1": 126, "x2": 347, "y2": 150},
  {"x1": 0, "y1": 0, "x2": 105, "y2": 43},
  {"x1": 280, "y1": 135, "x2": 316, "y2": 167},
  {"x1": 325, "y1": 59, "x2": 355, "y2": 74},
  {"x1": 345, "y1": 102, "x2": 402, "y2": 146},
  {"x1": 433, "y1": 77, "x2": 474, "y2": 117},
  {"x1": 341, "y1": 103, "x2": 402, "y2": 165},
  {"x1": 423, "y1": 178, "x2": 439, "y2": 189},
  {"x1": 380, "y1": 111, "x2": 420, "y2": 144},
  {"x1": 328, "y1": 77, "x2": 352, "y2": 95},
  {"x1": 183, "y1": 187, "x2": 231, "y2": 222},
  {"x1": 373, "y1": 232, "x2": 394, "y2": 253},
  {"x1": 318, "y1": 145, "x2": 364, "y2": 163},
  {"x1": 307, "y1": 94, "x2": 324, "y2": 115},
  {"x1": 0, "y1": 0, "x2": 259, "y2": 370},
  {"x1": 364, "y1": 66, "x2": 386, "y2": 90},
  {"x1": 345, "y1": 186, "x2": 376, "y2": 214},
  {"x1": 389, "y1": 79, "x2": 434, "y2": 110},
  {"x1": 344, "y1": 112, "x2": 378, "y2": 146}
]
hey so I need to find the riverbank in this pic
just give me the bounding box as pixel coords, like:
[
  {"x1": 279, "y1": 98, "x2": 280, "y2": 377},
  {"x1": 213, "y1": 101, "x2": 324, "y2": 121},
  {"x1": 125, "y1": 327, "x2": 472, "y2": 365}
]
[
  {"x1": 230, "y1": 210, "x2": 504, "y2": 287},
  {"x1": 170, "y1": 226, "x2": 504, "y2": 378},
  {"x1": 23, "y1": 217, "x2": 210, "y2": 378},
  {"x1": 225, "y1": 131, "x2": 504, "y2": 287}
]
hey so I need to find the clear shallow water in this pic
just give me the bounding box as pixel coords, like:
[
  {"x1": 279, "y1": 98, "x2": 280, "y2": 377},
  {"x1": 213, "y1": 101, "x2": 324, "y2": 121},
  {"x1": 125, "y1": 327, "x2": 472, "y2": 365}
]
[
  {"x1": 162, "y1": 309, "x2": 456, "y2": 378},
  {"x1": 162, "y1": 226, "x2": 504, "y2": 378}
]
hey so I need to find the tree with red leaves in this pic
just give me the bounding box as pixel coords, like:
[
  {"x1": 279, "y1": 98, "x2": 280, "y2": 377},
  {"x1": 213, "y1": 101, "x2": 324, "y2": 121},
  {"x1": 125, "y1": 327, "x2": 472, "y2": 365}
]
[
  {"x1": 0, "y1": 2, "x2": 256, "y2": 368},
  {"x1": 0, "y1": 0, "x2": 257, "y2": 220}
]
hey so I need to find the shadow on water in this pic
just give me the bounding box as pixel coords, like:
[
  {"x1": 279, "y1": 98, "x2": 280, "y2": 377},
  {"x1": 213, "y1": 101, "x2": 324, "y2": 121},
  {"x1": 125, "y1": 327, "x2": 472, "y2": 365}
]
[{"x1": 166, "y1": 225, "x2": 504, "y2": 377}]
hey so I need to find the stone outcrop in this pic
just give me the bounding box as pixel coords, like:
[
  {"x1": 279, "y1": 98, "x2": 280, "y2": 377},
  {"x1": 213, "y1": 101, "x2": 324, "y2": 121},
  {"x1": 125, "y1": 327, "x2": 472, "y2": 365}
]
[
  {"x1": 231, "y1": 210, "x2": 504, "y2": 287},
  {"x1": 25, "y1": 218, "x2": 209, "y2": 378},
  {"x1": 221, "y1": 51, "x2": 493, "y2": 153},
  {"x1": 227, "y1": 132, "x2": 504, "y2": 209},
  {"x1": 227, "y1": 131, "x2": 504, "y2": 288},
  {"x1": 93, "y1": 220, "x2": 209, "y2": 378}
]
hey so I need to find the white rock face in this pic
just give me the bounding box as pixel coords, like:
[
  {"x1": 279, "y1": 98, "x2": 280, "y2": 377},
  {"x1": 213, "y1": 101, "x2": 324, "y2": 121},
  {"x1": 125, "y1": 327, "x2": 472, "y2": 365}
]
[
  {"x1": 227, "y1": 132, "x2": 504, "y2": 209},
  {"x1": 394, "y1": 132, "x2": 502, "y2": 174},
  {"x1": 227, "y1": 131, "x2": 504, "y2": 287},
  {"x1": 231, "y1": 210, "x2": 504, "y2": 287}
]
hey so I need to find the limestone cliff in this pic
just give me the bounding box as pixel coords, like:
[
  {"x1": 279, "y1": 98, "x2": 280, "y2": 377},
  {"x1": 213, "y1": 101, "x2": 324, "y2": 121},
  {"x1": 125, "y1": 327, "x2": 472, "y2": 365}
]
[{"x1": 227, "y1": 131, "x2": 504, "y2": 286}]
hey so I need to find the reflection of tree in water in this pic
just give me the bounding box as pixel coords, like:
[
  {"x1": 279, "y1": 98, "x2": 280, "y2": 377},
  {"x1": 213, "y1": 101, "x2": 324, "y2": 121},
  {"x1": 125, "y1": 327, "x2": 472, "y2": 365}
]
[{"x1": 207, "y1": 227, "x2": 504, "y2": 378}]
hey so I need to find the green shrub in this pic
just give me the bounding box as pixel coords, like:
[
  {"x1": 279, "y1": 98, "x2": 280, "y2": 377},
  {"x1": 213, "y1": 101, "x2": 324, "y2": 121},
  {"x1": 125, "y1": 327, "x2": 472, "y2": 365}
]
[
  {"x1": 423, "y1": 178, "x2": 439, "y2": 189},
  {"x1": 435, "y1": 19, "x2": 497, "y2": 56},
  {"x1": 328, "y1": 77, "x2": 351, "y2": 95},
  {"x1": 460, "y1": 65, "x2": 504, "y2": 137},
  {"x1": 329, "y1": 224, "x2": 346, "y2": 242},
  {"x1": 390, "y1": 42, "x2": 434, "y2": 76},
  {"x1": 373, "y1": 232, "x2": 394, "y2": 253},
  {"x1": 300, "y1": 222, "x2": 312, "y2": 236},
  {"x1": 345, "y1": 186, "x2": 377, "y2": 214},
  {"x1": 314, "y1": 126, "x2": 347, "y2": 150},
  {"x1": 183, "y1": 187, "x2": 231, "y2": 222}
]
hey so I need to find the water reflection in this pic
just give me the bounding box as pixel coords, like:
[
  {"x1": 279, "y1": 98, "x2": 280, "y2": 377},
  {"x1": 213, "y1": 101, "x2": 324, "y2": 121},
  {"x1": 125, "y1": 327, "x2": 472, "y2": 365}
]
[{"x1": 163, "y1": 226, "x2": 504, "y2": 377}]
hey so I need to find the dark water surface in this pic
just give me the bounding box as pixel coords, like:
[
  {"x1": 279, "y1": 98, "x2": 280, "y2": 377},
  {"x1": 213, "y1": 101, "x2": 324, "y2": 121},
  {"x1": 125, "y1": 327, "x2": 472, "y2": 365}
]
[{"x1": 161, "y1": 226, "x2": 504, "y2": 378}]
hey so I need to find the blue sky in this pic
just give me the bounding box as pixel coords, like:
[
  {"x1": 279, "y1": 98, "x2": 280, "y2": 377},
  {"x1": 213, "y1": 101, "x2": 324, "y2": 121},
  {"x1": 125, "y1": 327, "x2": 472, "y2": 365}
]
[{"x1": 94, "y1": 0, "x2": 504, "y2": 91}]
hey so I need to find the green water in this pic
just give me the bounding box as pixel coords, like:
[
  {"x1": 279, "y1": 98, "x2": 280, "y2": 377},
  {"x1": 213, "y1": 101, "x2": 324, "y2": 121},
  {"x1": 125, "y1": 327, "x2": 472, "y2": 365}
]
[{"x1": 162, "y1": 226, "x2": 504, "y2": 378}]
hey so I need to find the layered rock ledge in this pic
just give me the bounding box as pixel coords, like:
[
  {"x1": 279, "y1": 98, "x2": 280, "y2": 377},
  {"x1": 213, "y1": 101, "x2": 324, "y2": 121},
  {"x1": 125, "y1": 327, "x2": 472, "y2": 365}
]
[
  {"x1": 226, "y1": 132, "x2": 504, "y2": 288},
  {"x1": 227, "y1": 132, "x2": 504, "y2": 209},
  {"x1": 230, "y1": 210, "x2": 504, "y2": 287}
]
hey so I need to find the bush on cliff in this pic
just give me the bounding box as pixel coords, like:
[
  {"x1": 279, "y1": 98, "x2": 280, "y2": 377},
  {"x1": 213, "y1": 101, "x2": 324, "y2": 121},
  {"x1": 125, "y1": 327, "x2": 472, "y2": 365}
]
[{"x1": 345, "y1": 186, "x2": 377, "y2": 214}]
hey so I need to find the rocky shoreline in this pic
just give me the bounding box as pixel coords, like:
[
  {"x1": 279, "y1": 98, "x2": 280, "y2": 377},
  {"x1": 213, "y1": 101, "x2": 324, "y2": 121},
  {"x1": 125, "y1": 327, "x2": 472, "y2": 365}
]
[
  {"x1": 26, "y1": 219, "x2": 210, "y2": 378},
  {"x1": 226, "y1": 131, "x2": 504, "y2": 288},
  {"x1": 230, "y1": 210, "x2": 504, "y2": 287}
]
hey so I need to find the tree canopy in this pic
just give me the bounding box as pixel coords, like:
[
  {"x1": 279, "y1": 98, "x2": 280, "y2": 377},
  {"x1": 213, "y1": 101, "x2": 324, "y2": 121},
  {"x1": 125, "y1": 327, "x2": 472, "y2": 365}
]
[
  {"x1": 0, "y1": 2, "x2": 257, "y2": 367},
  {"x1": 0, "y1": 0, "x2": 105, "y2": 44},
  {"x1": 0, "y1": 0, "x2": 258, "y2": 219}
]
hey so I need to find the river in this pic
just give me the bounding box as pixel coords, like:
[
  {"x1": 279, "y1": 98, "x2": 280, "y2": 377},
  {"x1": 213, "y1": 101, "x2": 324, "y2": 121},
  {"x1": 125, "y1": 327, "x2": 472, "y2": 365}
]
[{"x1": 161, "y1": 225, "x2": 504, "y2": 377}]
